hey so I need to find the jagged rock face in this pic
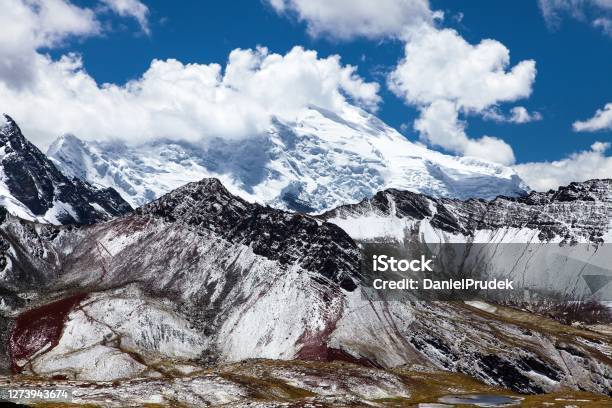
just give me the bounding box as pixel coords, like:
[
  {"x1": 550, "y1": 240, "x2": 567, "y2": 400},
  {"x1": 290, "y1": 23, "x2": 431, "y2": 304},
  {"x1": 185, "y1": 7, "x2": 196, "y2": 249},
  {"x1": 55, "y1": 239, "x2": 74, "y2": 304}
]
[
  {"x1": 0, "y1": 178, "x2": 610, "y2": 397},
  {"x1": 0, "y1": 178, "x2": 361, "y2": 378},
  {"x1": 0, "y1": 115, "x2": 131, "y2": 224},
  {"x1": 323, "y1": 179, "x2": 612, "y2": 244},
  {"x1": 47, "y1": 105, "x2": 529, "y2": 212},
  {"x1": 322, "y1": 180, "x2": 612, "y2": 304},
  {"x1": 136, "y1": 179, "x2": 359, "y2": 291},
  {"x1": 321, "y1": 179, "x2": 612, "y2": 395}
]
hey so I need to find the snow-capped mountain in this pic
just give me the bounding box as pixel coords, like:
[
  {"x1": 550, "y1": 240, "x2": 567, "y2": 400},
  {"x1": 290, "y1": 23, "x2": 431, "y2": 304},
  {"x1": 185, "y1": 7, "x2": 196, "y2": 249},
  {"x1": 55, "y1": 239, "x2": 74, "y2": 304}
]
[
  {"x1": 0, "y1": 115, "x2": 131, "y2": 224},
  {"x1": 324, "y1": 178, "x2": 612, "y2": 244},
  {"x1": 323, "y1": 179, "x2": 612, "y2": 302},
  {"x1": 0, "y1": 178, "x2": 609, "y2": 397},
  {"x1": 47, "y1": 105, "x2": 529, "y2": 211}
]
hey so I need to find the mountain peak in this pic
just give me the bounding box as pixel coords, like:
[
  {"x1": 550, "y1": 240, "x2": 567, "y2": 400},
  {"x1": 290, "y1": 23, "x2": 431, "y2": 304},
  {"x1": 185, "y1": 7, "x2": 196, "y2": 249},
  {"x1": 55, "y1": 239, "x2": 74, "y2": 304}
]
[
  {"x1": 149, "y1": 177, "x2": 239, "y2": 202},
  {"x1": 190, "y1": 177, "x2": 231, "y2": 193},
  {"x1": 0, "y1": 115, "x2": 132, "y2": 225},
  {"x1": 48, "y1": 105, "x2": 530, "y2": 212},
  {"x1": 1, "y1": 113, "x2": 16, "y2": 127},
  {"x1": 137, "y1": 177, "x2": 360, "y2": 291},
  {"x1": 137, "y1": 177, "x2": 252, "y2": 223},
  {"x1": 47, "y1": 133, "x2": 86, "y2": 156},
  {"x1": 0, "y1": 114, "x2": 27, "y2": 145},
  {"x1": 324, "y1": 178, "x2": 612, "y2": 243}
]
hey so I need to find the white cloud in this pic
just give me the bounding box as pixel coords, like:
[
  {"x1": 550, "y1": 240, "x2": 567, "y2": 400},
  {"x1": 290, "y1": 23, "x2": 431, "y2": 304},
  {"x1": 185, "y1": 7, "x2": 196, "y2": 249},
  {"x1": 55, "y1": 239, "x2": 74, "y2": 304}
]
[
  {"x1": 0, "y1": 0, "x2": 100, "y2": 87},
  {"x1": 388, "y1": 27, "x2": 536, "y2": 111},
  {"x1": 0, "y1": 1, "x2": 378, "y2": 146},
  {"x1": 538, "y1": 0, "x2": 612, "y2": 36},
  {"x1": 483, "y1": 106, "x2": 543, "y2": 124},
  {"x1": 0, "y1": 0, "x2": 100, "y2": 49},
  {"x1": 593, "y1": 17, "x2": 612, "y2": 35},
  {"x1": 538, "y1": 0, "x2": 585, "y2": 29},
  {"x1": 414, "y1": 100, "x2": 516, "y2": 165},
  {"x1": 0, "y1": 0, "x2": 150, "y2": 88},
  {"x1": 266, "y1": 1, "x2": 540, "y2": 166},
  {"x1": 573, "y1": 103, "x2": 612, "y2": 131},
  {"x1": 99, "y1": 0, "x2": 150, "y2": 34},
  {"x1": 509, "y1": 106, "x2": 543, "y2": 123},
  {"x1": 388, "y1": 26, "x2": 536, "y2": 164},
  {"x1": 0, "y1": 46, "x2": 380, "y2": 146},
  {"x1": 514, "y1": 142, "x2": 612, "y2": 191},
  {"x1": 265, "y1": 0, "x2": 436, "y2": 40}
]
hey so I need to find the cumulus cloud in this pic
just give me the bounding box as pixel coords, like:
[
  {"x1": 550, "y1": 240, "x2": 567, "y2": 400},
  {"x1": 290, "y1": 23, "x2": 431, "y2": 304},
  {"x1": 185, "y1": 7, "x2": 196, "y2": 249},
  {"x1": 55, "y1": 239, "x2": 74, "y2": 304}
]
[
  {"x1": 414, "y1": 100, "x2": 516, "y2": 165},
  {"x1": 508, "y1": 106, "x2": 543, "y2": 123},
  {"x1": 573, "y1": 103, "x2": 612, "y2": 131},
  {"x1": 0, "y1": 0, "x2": 99, "y2": 87},
  {"x1": 0, "y1": 0, "x2": 378, "y2": 147},
  {"x1": 0, "y1": 0, "x2": 100, "y2": 49},
  {"x1": 0, "y1": 46, "x2": 380, "y2": 146},
  {"x1": 0, "y1": 0, "x2": 150, "y2": 88},
  {"x1": 483, "y1": 106, "x2": 543, "y2": 124},
  {"x1": 266, "y1": 1, "x2": 540, "y2": 166},
  {"x1": 514, "y1": 142, "x2": 612, "y2": 191},
  {"x1": 99, "y1": 0, "x2": 150, "y2": 34},
  {"x1": 388, "y1": 26, "x2": 536, "y2": 164},
  {"x1": 265, "y1": 0, "x2": 436, "y2": 40},
  {"x1": 538, "y1": 0, "x2": 612, "y2": 37},
  {"x1": 388, "y1": 27, "x2": 536, "y2": 111}
]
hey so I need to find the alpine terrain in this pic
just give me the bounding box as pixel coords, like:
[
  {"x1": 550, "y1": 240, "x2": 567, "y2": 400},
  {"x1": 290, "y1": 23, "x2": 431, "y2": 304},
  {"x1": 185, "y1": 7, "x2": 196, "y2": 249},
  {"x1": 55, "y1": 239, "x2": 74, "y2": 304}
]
[
  {"x1": 0, "y1": 114, "x2": 132, "y2": 225},
  {"x1": 0, "y1": 174, "x2": 610, "y2": 406},
  {"x1": 48, "y1": 104, "x2": 529, "y2": 212},
  {"x1": 323, "y1": 179, "x2": 612, "y2": 302}
]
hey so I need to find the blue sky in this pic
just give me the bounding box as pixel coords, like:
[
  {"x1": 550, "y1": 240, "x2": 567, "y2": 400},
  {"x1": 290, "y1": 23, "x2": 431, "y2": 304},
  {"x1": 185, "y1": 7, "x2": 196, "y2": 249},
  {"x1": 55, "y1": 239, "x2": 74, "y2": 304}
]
[
  {"x1": 51, "y1": 0, "x2": 610, "y2": 164},
  {"x1": 1, "y1": 0, "x2": 611, "y2": 189}
]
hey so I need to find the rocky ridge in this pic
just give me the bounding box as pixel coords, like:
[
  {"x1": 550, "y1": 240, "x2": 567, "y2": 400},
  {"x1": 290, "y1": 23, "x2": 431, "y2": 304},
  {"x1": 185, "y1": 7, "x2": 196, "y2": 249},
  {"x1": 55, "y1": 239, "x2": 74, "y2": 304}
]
[
  {"x1": 0, "y1": 114, "x2": 131, "y2": 225},
  {"x1": 323, "y1": 179, "x2": 612, "y2": 244},
  {"x1": 0, "y1": 178, "x2": 609, "y2": 399}
]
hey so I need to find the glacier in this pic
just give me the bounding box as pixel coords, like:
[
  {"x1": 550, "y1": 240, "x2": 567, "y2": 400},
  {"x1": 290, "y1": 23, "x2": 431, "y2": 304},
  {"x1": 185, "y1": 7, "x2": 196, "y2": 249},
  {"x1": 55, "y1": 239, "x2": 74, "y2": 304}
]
[{"x1": 47, "y1": 104, "x2": 529, "y2": 211}]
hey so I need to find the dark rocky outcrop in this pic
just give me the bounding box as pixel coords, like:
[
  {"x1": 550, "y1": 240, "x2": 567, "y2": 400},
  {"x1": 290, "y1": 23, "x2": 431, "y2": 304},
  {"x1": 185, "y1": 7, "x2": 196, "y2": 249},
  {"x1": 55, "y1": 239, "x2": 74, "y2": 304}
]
[
  {"x1": 0, "y1": 115, "x2": 131, "y2": 224},
  {"x1": 322, "y1": 179, "x2": 612, "y2": 243}
]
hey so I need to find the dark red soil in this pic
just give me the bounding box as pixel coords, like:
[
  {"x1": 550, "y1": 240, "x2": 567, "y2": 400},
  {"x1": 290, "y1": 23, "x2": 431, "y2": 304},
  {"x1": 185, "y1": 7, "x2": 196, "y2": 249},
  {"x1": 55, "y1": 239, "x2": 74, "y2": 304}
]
[
  {"x1": 298, "y1": 331, "x2": 382, "y2": 369},
  {"x1": 9, "y1": 293, "x2": 88, "y2": 373},
  {"x1": 325, "y1": 347, "x2": 383, "y2": 369}
]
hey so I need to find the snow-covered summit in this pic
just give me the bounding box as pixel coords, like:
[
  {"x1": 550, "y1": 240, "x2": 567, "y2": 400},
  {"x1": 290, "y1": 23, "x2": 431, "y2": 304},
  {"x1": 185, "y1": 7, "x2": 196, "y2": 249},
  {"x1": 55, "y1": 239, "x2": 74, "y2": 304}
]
[{"x1": 48, "y1": 104, "x2": 529, "y2": 212}]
